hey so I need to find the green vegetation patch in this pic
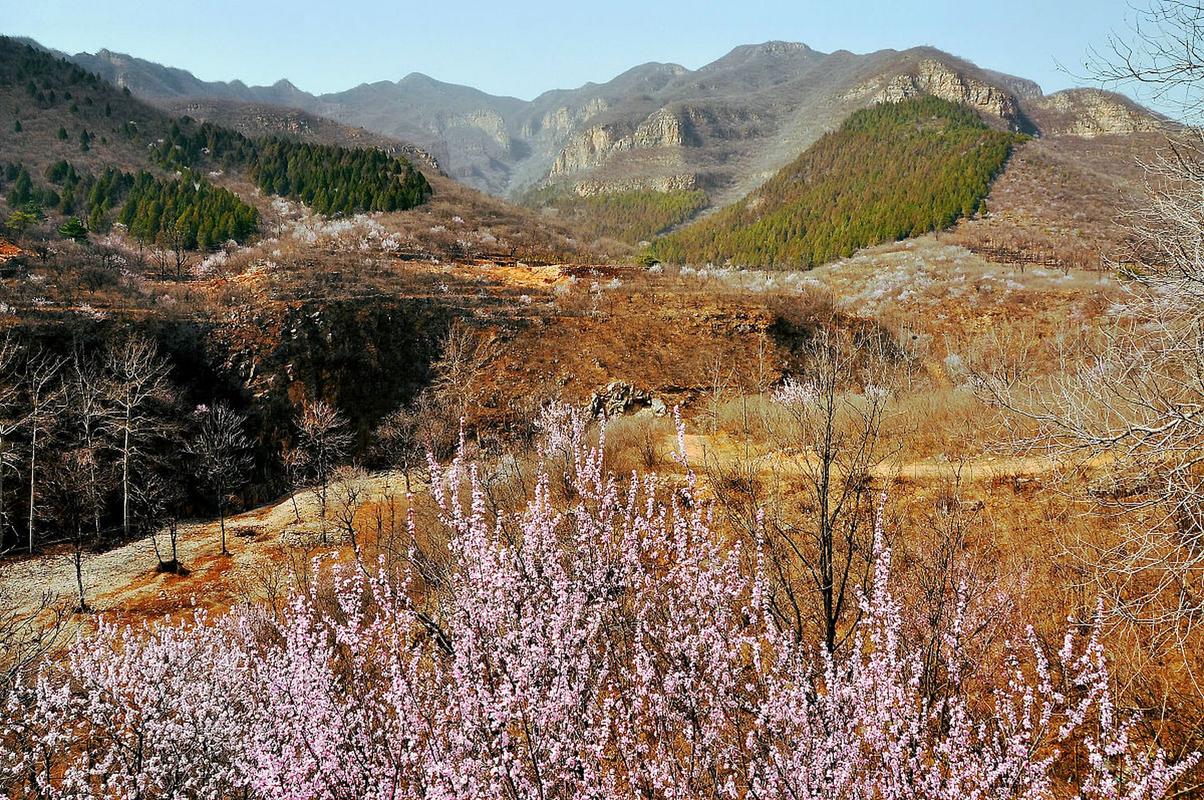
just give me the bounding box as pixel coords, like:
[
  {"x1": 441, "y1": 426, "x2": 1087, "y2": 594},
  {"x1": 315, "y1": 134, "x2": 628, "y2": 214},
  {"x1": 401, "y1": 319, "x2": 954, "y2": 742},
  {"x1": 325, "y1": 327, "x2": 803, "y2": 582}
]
[
  {"x1": 647, "y1": 97, "x2": 1024, "y2": 269},
  {"x1": 525, "y1": 185, "x2": 708, "y2": 244},
  {"x1": 152, "y1": 120, "x2": 432, "y2": 216},
  {"x1": 3, "y1": 160, "x2": 258, "y2": 248}
]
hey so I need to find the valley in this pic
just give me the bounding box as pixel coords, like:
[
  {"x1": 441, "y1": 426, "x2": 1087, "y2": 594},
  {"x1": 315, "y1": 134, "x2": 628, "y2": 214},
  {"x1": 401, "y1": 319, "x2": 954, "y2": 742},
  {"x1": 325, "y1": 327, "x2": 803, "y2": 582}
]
[{"x1": 1, "y1": 13, "x2": 1203, "y2": 799}]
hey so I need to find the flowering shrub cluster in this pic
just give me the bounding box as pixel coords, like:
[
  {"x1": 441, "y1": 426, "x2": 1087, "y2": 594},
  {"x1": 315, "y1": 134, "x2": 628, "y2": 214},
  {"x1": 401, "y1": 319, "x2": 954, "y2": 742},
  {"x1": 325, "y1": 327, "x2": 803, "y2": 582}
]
[{"x1": 0, "y1": 407, "x2": 1195, "y2": 798}]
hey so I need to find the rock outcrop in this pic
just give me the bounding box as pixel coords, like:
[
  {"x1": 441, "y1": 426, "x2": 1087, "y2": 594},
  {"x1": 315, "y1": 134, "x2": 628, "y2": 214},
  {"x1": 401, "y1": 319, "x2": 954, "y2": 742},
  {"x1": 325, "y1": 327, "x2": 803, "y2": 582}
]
[
  {"x1": 550, "y1": 108, "x2": 687, "y2": 177},
  {"x1": 1029, "y1": 89, "x2": 1167, "y2": 137},
  {"x1": 573, "y1": 174, "x2": 698, "y2": 196},
  {"x1": 588, "y1": 381, "x2": 653, "y2": 417},
  {"x1": 849, "y1": 59, "x2": 1029, "y2": 131}
]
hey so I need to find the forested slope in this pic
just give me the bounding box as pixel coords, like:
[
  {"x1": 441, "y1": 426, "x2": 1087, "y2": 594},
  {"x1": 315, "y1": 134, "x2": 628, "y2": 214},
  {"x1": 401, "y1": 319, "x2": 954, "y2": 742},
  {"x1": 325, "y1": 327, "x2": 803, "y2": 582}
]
[{"x1": 647, "y1": 98, "x2": 1023, "y2": 268}]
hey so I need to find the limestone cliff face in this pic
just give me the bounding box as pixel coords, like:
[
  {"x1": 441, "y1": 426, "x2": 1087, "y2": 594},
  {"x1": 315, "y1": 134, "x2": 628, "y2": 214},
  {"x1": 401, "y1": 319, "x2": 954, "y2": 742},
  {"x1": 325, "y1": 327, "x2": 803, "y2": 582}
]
[
  {"x1": 573, "y1": 173, "x2": 697, "y2": 196},
  {"x1": 446, "y1": 109, "x2": 512, "y2": 152},
  {"x1": 522, "y1": 97, "x2": 610, "y2": 139},
  {"x1": 550, "y1": 108, "x2": 685, "y2": 176},
  {"x1": 633, "y1": 108, "x2": 685, "y2": 148},
  {"x1": 550, "y1": 124, "x2": 621, "y2": 175},
  {"x1": 848, "y1": 59, "x2": 1026, "y2": 130},
  {"x1": 1032, "y1": 89, "x2": 1166, "y2": 137}
]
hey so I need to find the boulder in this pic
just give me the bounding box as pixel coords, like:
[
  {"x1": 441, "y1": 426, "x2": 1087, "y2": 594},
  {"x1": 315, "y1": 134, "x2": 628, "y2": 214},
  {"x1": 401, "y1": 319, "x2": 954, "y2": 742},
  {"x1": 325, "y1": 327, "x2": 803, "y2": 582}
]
[{"x1": 588, "y1": 381, "x2": 651, "y2": 417}]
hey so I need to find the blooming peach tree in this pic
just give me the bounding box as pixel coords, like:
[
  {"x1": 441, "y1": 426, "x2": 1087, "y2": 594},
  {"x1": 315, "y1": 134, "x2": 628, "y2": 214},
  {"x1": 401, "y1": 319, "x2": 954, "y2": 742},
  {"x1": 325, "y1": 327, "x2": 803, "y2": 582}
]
[{"x1": 1, "y1": 407, "x2": 1195, "y2": 798}]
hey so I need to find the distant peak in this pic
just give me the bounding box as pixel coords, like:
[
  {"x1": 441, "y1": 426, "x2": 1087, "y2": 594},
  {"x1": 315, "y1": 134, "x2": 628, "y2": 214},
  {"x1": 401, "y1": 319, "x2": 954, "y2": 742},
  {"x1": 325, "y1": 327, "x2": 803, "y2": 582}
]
[
  {"x1": 704, "y1": 41, "x2": 820, "y2": 69},
  {"x1": 272, "y1": 78, "x2": 299, "y2": 91},
  {"x1": 754, "y1": 40, "x2": 812, "y2": 54}
]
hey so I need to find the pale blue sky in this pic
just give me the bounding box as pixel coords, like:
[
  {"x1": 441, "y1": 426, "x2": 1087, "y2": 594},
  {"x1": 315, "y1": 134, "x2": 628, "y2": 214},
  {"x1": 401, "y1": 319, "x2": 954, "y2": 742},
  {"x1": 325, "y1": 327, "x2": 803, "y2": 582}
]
[{"x1": 3, "y1": 0, "x2": 1149, "y2": 102}]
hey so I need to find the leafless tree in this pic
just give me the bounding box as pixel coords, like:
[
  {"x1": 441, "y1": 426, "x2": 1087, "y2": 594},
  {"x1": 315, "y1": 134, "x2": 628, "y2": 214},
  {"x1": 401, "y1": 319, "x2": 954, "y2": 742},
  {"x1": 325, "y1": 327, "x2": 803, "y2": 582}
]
[
  {"x1": 296, "y1": 400, "x2": 352, "y2": 542},
  {"x1": 374, "y1": 404, "x2": 423, "y2": 492},
  {"x1": 149, "y1": 247, "x2": 171, "y2": 280},
  {"x1": 189, "y1": 403, "x2": 252, "y2": 556},
  {"x1": 1091, "y1": 0, "x2": 1204, "y2": 118},
  {"x1": 280, "y1": 442, "x2": 305, "y2": 523},
  {"x1": 979, "y1": 0, "x2": 1204, "y2": 746},
  {"x1": 23, "y1": 351, "x2": 64, "y2": 554},
  {"x1": 105, "y1": 337, "x2": 171, "y2": 539},
  {"x1": 755, "y1": 328, "x2": 896, "y2": 652},
  {"x1": 0, "y1": 336, "x2": 22, "y2": 552},
  {"x1": 64, "y1": 348, "x2": 112, "y2": 540},
  {"x1": 431, "y1": 320, "x2": 498, "y2": 430},
  {"x1": 132, "y1": 470, "x2": 184, "y2": 573},
  {"x1": 0, "y1": 588, "x2": 66, "y2": 703},
  {"x1": 702, "y1": 352, "x2": 734, "y2": 435},
  {"x1": 158, "y1": 224, "x2": 191, "y2": 280},
  {"x1": 896, "y1": 467, "x2": 1014, "y2": 705},
  {"x1": 44, "y1": 447, "x2": 100, "y2": 612},
  {"x1": 329, "y1": 464, "x2": 369, "y2": 554}
]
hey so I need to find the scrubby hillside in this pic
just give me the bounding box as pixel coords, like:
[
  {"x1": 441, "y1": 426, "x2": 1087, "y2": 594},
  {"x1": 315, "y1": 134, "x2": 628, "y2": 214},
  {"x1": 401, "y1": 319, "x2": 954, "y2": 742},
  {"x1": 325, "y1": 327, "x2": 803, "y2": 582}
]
[
  {"x1": 0, "y1": 36, "x2": 179, "y2": 177},
  {"x1": 522, "y1": 185, "x2": 708, "y2": 244},
  {"x1": 646, "y1": 98, "x2": 1021, "y2": 268},
  {"x1": 0, "y1": 38, "x2": 435, "y2": 253},
  {"x1": 159, "y1": 97, "x2": 443, "y2": 173}
]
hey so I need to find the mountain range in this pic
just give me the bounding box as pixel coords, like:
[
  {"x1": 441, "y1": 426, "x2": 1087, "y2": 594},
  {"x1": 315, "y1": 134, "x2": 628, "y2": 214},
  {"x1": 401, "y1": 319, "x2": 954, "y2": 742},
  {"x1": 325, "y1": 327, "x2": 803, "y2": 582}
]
[{"x1": 23, "y1": 38, "x2": 1166, "y2": 208}]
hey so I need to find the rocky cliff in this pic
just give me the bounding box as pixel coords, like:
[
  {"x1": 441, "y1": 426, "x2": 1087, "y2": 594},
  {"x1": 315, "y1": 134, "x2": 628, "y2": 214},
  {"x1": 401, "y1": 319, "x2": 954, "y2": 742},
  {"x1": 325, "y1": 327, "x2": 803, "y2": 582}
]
[
  {"x1": 1027, "y1": 88, "x2": 1168, "y2": 137},
  {"x1": 848, "y1": 59, "x2": 1032, "y2": 132}
]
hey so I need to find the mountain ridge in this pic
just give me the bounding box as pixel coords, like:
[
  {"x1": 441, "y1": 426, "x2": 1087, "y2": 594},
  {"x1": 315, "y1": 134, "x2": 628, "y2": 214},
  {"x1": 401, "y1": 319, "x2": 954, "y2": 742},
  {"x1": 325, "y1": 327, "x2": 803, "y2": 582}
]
[{"x1": 19, "y1": 36, "x2": 1167, "y2": 207}]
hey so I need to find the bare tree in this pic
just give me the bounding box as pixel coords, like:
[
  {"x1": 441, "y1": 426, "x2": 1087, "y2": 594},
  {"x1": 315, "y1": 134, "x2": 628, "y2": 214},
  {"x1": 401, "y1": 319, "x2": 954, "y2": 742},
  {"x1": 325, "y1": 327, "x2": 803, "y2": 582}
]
[
  {"x1": 149, "y1": 247, "x2": 171, "y2": 280},
  {"x1": 979, "y1": 0, "x2": 1204, "y2": 748},
  {"x1": 374, "y1": 403, "x2": 423, "y2": 492},
  {"x1": 105, "y1": 337, "x2": 171, "y2": 539},
  {"x1": 132, "y1": 470, "x2": 184, "y2": 573},
  {"x1": 158, "y1": 224, "x2": 191, "y2": 280},
  {"x1": 0, "y1": 336, "x2": 22, "y2": 552},
  {"x1": 701, "y1": 352, "x2": 734, "y2": 435},
  {"x1": 64, "y1": 348, "x2": 113, "y2": 540},
  {"x1": 0, "y1": 588, "x2": 66, "y2": 704},
  {"x1": 761, "y1": 328, "x2": 896, "y2": 652},
  {"x1": 280, "y1": 442, "x2": 305, "y2": 523},
  {"x1": 189, "y1": 403, "x2": 252, "y2": 556},
  {"x1": 296, "y1": 400, "x2": 352, "y2": 542},
  {"x1": 329, "y1": 464, "x2": 369, "y2": 554},
  {"x1": 44, "y1": 447, "x2": 100, "y2": 612},
  {"x1": 1091, "y1": 0, "x2": 1204, "y2": 118},
  {"x1": 23, "y1": 351, "x2": 64, "y2": 554},
  {"x1": 431, "y1": 320, "x2": 498, "y2": 430}
]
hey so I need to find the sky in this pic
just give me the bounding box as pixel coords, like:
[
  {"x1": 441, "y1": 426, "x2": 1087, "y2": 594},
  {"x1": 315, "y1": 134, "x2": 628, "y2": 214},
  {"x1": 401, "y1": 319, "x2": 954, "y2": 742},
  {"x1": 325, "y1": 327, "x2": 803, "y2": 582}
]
[{"x1": 2, "y1": 0, "x2": 1151, "y2": 103}]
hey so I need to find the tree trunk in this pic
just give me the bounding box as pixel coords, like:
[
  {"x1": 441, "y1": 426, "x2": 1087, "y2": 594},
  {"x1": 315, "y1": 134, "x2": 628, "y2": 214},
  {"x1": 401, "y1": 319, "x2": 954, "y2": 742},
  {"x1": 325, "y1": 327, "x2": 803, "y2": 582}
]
[
  {"x1": 218, "y1": 493, "x2": 228, "y2": 556},
  {"x1": 0, "y1": 435, "x2": 7, "y2": 546},
  {"x1": 74, "y1": 530, "x2": 87, "y2": 613},
  {"x1": 27, "y1": 421, "x2": 37, "y2": 554},
  {"x1": 121, "y1": 420, "x2": 131, "y2": 538}
]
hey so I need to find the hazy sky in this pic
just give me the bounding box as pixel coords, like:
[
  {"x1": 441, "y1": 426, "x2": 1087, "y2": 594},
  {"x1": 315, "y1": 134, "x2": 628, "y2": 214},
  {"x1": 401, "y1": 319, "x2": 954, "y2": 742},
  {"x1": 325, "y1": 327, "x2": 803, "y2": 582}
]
[{"x1": 4, "y1": 0, "x2": 1148, "y2": 101}]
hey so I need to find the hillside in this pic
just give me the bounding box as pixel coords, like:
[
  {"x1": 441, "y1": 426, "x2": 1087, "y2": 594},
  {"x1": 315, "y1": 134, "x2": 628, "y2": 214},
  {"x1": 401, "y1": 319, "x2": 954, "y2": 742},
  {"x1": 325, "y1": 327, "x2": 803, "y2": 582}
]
[
  {"x1": 0, "y1": 38, "x2": 441, "y2": 249},
  {"x1": 0, "y1": 38, "x2": 182, "y2": 177},
  {"x1": 645, "y1": 98, "x2": 1021, "y2": 268},
  {"x1": 159, "y1": 97, "x2": 443, "y2": 173}
]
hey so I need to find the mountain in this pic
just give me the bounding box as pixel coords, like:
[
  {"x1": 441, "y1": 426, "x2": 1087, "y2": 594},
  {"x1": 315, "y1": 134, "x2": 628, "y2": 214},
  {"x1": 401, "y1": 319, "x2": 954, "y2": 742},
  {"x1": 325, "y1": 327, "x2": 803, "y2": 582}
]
[
  {"x1": 0, "y1": 37, "x2": 596, "y2": 265},
  {"x1": 49, "y1": 40, "x2": 1167, "y2": 208}
]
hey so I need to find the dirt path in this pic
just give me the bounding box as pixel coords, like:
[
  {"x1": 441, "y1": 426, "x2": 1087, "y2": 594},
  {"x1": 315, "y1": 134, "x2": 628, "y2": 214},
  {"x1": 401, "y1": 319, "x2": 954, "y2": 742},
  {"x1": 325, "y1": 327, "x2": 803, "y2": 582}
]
[
  {"x1": 0, "y1": 471, "x2": 408, "y2": 623},
  {"x1": 681, "y1": 434, "x2": 1053, "y2": 483},
  {"x1": 0, "y1": 442, "x2": 1056, "y2": 625}
]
